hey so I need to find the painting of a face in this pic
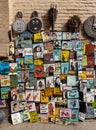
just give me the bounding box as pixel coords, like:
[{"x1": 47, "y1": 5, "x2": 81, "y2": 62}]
[{"x1": 28, "y1": 18, "x2": 42, "y2": 33}]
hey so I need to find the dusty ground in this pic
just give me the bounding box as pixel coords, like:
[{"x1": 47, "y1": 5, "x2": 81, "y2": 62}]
[{"x1": 0, "y1": 109, "x2": 96, "y2": 130}]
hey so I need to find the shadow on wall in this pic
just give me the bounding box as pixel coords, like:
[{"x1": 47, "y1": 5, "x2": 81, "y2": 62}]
[{"x1": 42, "y1": 11, "x2": 51, "y2": 30}]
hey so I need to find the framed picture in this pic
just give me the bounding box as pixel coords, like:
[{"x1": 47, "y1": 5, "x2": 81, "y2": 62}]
[
  {"x1": 27, "y1": 102, "x2": 36, "y2": 112},
  {"x1": 62, "y1": 32, "x2": 71, "y2": 40},
  {"x1": 41, "y1": 30, "x2": 51, "y2": 42},
  {"x1": 51, "y1": 32, "x2": 62, "y2": 40},
  {"x1": 17, "y1": 83, "x2": 25, "y2": 93},
  {"x1": 15, "y1": 49, "x2": 24, "y2": 58},
  {"x1": 15, "y1": 38, "x2": 32, "y2": 49},
  {"x1": 34, "y1": 32, "x2": 43, "y2": 42},
  {"x1": 0, "y1": 62, "x2": 10, "y2": 75},
  {"x1": 84, "y1": 92, "x2": 94, "y2": 103},
  {"x1": 11, "y1": 100, "x2": 19, "y2": 113},
  {"x1": 28, "y1": 73, "x2": 37, "y2": 89},
  {"x1": 0, "y1": 87, "x2": 10, "y2": 99},
  {"x1": 77, "y1": 50, "x2": 83, "y2": 60},
  {"x1": 86, "y1": 44, "x2": 94, "y2": 56},
  {"x1": 70, "y1": 59, "x2": 77, "y2": 71},
  {"x1": 86, "y1": 79, "x2": 94, "y2": 89},
  {"x1": 34, "y1": 59, "x2": 43, "y2": 66},
  {"x1": 53, "y1": 40, "x2": 62, "y2": 49},
  {"x1": 11, "y1": 112, "x2": 22, "y2": 125},
  {"x1": 17, "y1": 70, "x2": 22, "y2": 83},
  {"x1": 60, "y1": 83, "x2": 72, "y2": 92},
  {"x1": 37, "y1": 79, "x2": 45, "y2": 90},
  {"x1": 80, "y1": 80, "x2": 87, "y2": 94},
  {"x1": 10, "y1": 63, "x2": 17, "y2": 75},
  {"x1": 54, "y1": 75, "x2": 61, "y2": 87},
  {"x1": 29, "y1": 111, "x2": 38, "y2": 123},
  {"x1": 18, "y1": 92, "x2": 26, "y2": 101},
  {"x1": 62, "y1": 40, "x2": 73, "y2": 50},
  {"x1": 54, "y1": 62, "x2": 61, "y2": 75},
  {"x1": 61, "y1": 62, "x2": 70, "y2": 74},
  {"x1": 33, "y1": 90, "x2": 40, "y2": 102},
  {"x1": 69, "y1": 109, "x2": 79, "y2": 122},
  {"x1": 34, "y1": 65, "x2": 44, "y2": 78},
  {"x1": 60, "y1": 108, "x2": 71, "y2": 118},
  {"x1": 79, "y1": 112, "x2": 86, "y2": 121},
  {"x1": 0, "y1": 99, "x2": 7, "y2": 108},
  {"x1": 44, "y1": 41, "x2": 54, "y2": 53},
  {"x1": 1, "y1": 75, "x2": 10, "y2": 87},
  {"x1": 11, "y1": 88, "x2": 18, "y2": 101},
  {"x1": 22, "y1": 70, "x2": 29, "y2": 82},
  {"x1": 40, "y1": 104, "x2": 48, "y2": 114},
  {"x1": 33, "y1": 43, "x2": 44, "y2": 59},
  {"x1": 68, "y1": 99, "x2": 79, "y2": 108},
  {"x1": 20, "y1": 109, "x2": 30, "y2": 122},
  {"x1": 19, "y1": 101, "x2": 27, "y2": 111},
  {"x1": 44, "y1": 87, "x2": 54, "y2": 96},
  {"x1": 67, "y1": 75, "x2": 78, "y2": 86},
  {"x1": 9, "y1": 42, "x2": 15, "y2": 55},
  {"x1": 24, "y1": 55, "x2": 33, "y2": 64},
  {"x1": 25, "y1": 90, "x2": 33, "y2": 101},
  {"x1": 40, "y1": 91, "x2": 49, "y2": 103},
  {"x1": 46, "y1": 76, "x2": 54, "y2": 88},
  {"x1": 24, "y1": 48, "x2": 33, "y2": 56},
  {"x1": 53, "y1": 49, "x2": 61, "y2": 61},
  {"x1": 44, "y1": 63, "x2": 55, "y2": 76},
  {"x1": 43, "y1": 53, "x2": 54, "y2": 64},
  {"x1": 75, "y1": 40, "x2": 83, "y2": 50},
  {"x1": 86, "y1": 106, "x2": 95, "y2": 119},
  {"x1": 48, "y1": 102, "x2": 55, "y2": 116},
  {"x1": 61, "y1": 50, "x2": 69, "y2": 62},
  {"x1": 10, "y1": 75, "x2": 18, "y2": 87},
  {"x1": 67, "y1": 87, "x2": 79, "y2": 99}
]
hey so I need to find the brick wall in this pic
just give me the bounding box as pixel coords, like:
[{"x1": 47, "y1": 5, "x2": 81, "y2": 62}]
[
  {"x1": 1, "y1": 0, "x2": 96, "y2": 56},
  {"x1": 0, "y1": 0, "x2": 9, "y2": 56},
  {"x1": 10, "y1": 0, "x2": 96, "y2": 31}
]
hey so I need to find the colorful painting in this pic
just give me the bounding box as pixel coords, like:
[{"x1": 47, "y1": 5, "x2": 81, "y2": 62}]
[{"x1": 3, "y1": 30, "x2": 96, "y2": 125}]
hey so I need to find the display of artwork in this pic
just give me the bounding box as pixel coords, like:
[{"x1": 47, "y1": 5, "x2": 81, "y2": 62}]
[{"x1": 1, "y1": 30, "x2": 96, "y2": 125}]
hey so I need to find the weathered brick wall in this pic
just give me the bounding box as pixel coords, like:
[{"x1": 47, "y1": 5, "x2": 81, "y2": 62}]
[
  {"x1": 0, "y1": 0, "x2": 9, "y2": 56},
  {"x1": 10, "y1": 0, "x2": 96, "y2": 31},
  {"x1": 1, "y1": 0, "x2": 96, "y2": 56}
]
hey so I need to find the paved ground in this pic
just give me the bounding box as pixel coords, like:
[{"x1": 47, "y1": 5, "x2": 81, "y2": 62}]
[{"x1": 1, "y1": 109, "x2": 96, "y2": 130}]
